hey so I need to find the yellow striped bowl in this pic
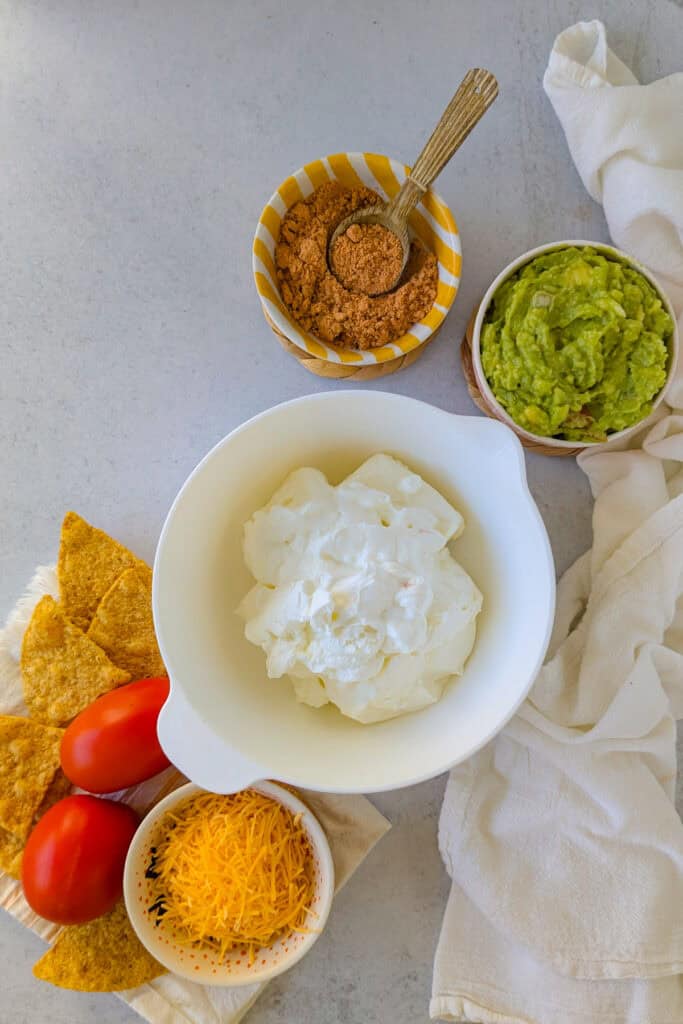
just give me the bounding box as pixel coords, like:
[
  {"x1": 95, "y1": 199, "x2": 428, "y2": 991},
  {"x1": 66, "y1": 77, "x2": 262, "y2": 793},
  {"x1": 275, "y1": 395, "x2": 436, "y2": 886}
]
[{"x1": 252, "y1": 152, "x2": 462, "y2": 366}]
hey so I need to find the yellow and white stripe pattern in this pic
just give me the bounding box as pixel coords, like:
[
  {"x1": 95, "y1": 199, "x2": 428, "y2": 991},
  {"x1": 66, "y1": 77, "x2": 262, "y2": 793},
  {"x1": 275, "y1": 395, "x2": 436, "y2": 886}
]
[{"x1": 252, "y1": 152, "x2": 462, "y2": 366}]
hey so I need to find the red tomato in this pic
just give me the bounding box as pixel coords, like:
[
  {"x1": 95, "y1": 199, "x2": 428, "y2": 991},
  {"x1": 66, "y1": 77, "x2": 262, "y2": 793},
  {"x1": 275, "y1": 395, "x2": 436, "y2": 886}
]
[
  {"x1": 60, "y1": 676, "x2": 171, "y2": 794},
  {"x1": 21, "y1": 795, "x2": 139, "y2": 924}
]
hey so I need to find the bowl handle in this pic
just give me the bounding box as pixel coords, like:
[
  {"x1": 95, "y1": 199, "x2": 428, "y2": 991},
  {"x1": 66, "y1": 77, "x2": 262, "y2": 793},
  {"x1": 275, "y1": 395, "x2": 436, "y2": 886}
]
[{"x1": 157, "y1": 682, "x2": 263, "y2": 794}]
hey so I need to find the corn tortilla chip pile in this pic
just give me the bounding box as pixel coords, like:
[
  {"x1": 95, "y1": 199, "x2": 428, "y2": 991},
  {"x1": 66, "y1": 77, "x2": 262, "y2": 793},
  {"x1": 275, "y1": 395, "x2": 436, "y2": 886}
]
[
  {"x1": 3, "y1": 512, "x2": 169, "y2": 988},
  {"x1": 0, "y1": 716, "x2": 66, "y2": 878},
  {"x1": 21, "y1": 597, "x2": 131, "y2": 726},
  {"x1": 87, "y1": 565, "x2": 165, "y2": 679},
  {"x1": 19, "y1": 512, "x2": 165, "y2": 731},
  {"x1": 33, "y1": 900, "x2": 165, "y2": 991},
  {"x1": 57, "y1": 512, "x2": 146, "y2": 632}
]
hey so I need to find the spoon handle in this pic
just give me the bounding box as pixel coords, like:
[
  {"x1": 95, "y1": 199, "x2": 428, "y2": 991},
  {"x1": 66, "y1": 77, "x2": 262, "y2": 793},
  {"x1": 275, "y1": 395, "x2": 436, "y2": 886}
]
[{"x1": 386, "y1": 68, "x2": 498, "y2": 222}]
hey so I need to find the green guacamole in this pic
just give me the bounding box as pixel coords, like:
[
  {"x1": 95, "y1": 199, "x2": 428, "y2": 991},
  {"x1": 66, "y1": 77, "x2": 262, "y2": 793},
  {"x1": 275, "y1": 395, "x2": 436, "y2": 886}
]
[{"x1": 480, "y1": 247, "x2": 673, "y2": 442}]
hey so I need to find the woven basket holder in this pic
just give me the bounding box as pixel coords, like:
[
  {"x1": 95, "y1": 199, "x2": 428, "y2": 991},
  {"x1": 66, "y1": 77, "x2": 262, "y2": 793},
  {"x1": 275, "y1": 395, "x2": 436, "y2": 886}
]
[
  {"x1": 265, "y1": 309, "x2": 441, "y2": 381},
  {"x1": 460, "y1": 307, "x2": 584, "y2": 457}
]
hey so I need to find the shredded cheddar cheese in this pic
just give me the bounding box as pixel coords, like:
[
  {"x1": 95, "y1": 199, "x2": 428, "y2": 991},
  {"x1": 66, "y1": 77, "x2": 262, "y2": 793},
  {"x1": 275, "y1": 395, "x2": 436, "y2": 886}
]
[{"x1": 152, "y1": 790, "x2": 315, "y2": 962}]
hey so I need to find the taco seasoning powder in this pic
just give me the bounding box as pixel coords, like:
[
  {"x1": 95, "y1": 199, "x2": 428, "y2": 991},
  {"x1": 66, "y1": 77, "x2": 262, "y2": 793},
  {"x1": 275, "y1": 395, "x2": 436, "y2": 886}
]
[
  {"x1": 274, "y1": 182, "x2": 438, "y2": 350},
  {"x1": 330, "y1": 222, "x2": 404, "y2": 295}
]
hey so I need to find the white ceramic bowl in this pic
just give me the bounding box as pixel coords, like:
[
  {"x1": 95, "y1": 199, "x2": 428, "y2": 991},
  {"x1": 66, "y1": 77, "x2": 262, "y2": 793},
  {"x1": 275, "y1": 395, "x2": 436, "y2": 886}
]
[
  {"x1": 252, "y1": 152, "x2": 462, "y2": 366},
  {"x1": 471, "y1": 240, "x2": 680, "y2": 450},
  {"x1": 123, "y1": 781, "x2": 334, "y2": 986},
  {"x1": 153, "y1": 391, "x2": 555, "y2": 793},
  {"x1": 153, "y1": 391, "x2": 557, "y2": 790}
]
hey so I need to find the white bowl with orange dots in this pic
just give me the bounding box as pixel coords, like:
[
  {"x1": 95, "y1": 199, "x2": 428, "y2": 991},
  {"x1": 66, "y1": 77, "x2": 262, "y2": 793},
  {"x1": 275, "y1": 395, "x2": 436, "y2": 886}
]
[
  {"x1": 252, "y1": 152, "x2": 462, "y2": 368},
  {"x1": 123, "y1": 781, "x2": 334, "y2": 986}
]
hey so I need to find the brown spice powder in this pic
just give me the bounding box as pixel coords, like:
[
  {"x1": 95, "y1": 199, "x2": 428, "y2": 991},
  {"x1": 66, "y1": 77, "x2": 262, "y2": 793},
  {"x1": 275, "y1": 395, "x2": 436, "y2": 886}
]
[
  {"x1": 330, "y1": 222, "x2": 404, "y2": 295},
  {"x1": 275, "y1": 182, "x2": 438, "y2": 349}
]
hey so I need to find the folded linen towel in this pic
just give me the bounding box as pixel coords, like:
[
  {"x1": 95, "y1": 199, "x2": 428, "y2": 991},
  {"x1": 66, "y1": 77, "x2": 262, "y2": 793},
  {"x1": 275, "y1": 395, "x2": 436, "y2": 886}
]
[{"x1": 432, "y1": 20, "x2": 683, "y2": 1024}]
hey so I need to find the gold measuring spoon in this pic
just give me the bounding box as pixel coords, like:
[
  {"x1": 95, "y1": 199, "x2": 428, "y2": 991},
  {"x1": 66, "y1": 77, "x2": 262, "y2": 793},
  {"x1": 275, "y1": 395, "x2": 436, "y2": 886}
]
[{"x1": 329, "y1": 68, "x2": 499, "y2": 295}]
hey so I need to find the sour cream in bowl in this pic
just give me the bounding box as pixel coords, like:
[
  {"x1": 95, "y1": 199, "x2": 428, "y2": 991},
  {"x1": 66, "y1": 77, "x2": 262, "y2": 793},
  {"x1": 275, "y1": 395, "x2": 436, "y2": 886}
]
[
  {"x1": 237, "y1": 455, "x2": 483, "y2": 725},
  {"x1": 154, "y1": 390, "x2": 555, "y2": 795}
]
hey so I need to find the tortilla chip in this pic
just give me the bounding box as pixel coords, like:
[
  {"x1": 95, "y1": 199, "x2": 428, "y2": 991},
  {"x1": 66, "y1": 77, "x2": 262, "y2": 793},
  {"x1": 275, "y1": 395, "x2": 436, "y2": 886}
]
[
  {"x1": 87, "y1": 566, "x2": 165, "y2": 679},
  {"x1": 0, "y1": 771, "x2": 71, "y2": 879},
  {"x1": 0, "y1": 827, "x2": 25, "y2": 878},
  {"x1": 58, "y1": 512, "x2": 146, "y2": 632},
  {"x1": 33, "y1": 900, "x2": 166, "y2": 991},
  {"x1": 21, "y1": 596, "x2": 130, "y2": 726},
  {"x1": 0, "y1": 715, "x2": 63, "y2": 839},
  {"x1": 37, "y1": 768, "x2": 72, "y2": 816}
]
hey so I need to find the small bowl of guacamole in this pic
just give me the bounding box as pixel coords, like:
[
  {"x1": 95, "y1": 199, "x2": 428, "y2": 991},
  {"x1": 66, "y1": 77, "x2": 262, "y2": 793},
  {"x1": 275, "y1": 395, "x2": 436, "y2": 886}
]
[{"x1": 472, "y1": 242, "x2": 678, "y2": 447}]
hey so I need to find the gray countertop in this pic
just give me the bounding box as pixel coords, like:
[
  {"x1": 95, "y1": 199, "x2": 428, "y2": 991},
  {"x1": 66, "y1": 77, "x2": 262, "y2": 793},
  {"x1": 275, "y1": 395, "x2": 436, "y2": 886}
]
[{"x1": 1, "y1": 2, "x2": 681, "y2": 1022}]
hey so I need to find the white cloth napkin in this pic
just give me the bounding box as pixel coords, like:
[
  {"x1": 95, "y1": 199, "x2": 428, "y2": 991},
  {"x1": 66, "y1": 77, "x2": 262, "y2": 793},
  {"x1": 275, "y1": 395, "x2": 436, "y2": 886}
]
[
  {"x1": 543, "y1": 19, "x2": 683, "y2": 312},
  {"x1": 432, "y1": 21, "x2": 683, "y2": 1024},
  {"x1": 0, "y1": 566, "x2": 390, "y2": 1024}
]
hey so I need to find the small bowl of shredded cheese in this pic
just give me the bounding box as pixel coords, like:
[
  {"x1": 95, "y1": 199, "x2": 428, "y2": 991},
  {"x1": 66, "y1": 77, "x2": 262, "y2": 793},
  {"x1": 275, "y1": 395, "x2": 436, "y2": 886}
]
[{"x1": 123, "y1": 781, "x2": 334, "y2": 985}]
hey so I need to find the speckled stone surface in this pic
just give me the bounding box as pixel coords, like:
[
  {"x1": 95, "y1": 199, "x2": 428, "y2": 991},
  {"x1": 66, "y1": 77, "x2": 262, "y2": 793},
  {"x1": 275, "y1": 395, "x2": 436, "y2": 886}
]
[{"x1": 1, "y1": 1, "x2": 681, "y2": 1022}]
